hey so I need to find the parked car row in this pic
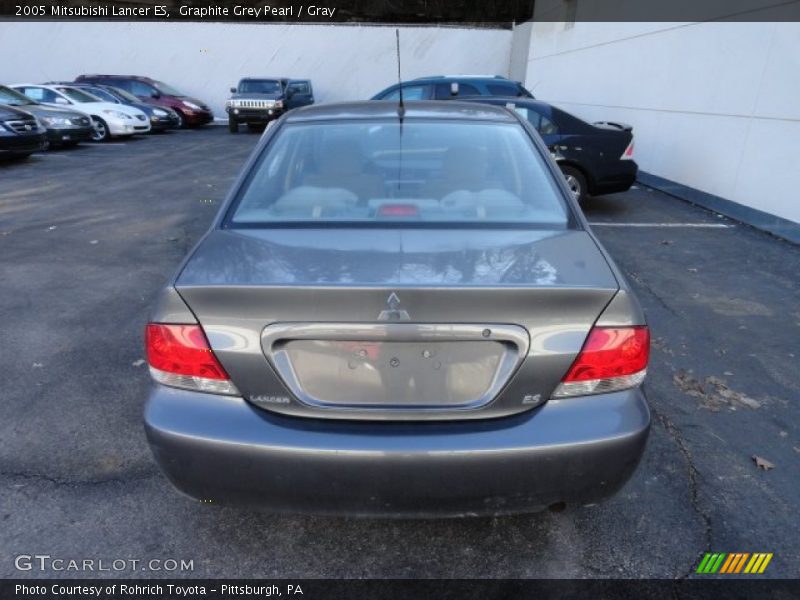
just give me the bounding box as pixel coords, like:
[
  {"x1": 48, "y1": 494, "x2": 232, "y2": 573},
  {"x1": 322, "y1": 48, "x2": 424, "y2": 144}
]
[
  {"x1": 3, "y1": 72, "x2": 637, "y2": 204},
  {"x1": 0, "y1": 74, "x2": 216, "y2": 160},
  {"x1": 370, "y1": 76, "x2": 638, "y2": 202}
]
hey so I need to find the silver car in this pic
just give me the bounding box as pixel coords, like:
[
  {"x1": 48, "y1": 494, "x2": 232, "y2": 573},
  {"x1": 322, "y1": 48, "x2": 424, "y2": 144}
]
[{"x1": 144, "y1": 101, "x2": 650, "y2": 516}]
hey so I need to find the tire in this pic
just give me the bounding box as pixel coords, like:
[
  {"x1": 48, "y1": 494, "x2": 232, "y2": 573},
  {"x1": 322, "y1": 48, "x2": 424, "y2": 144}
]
[
  {"x1": 228, "y1": 118, "x2": 238, "y2": 133},
  {"x1": 560, "y1": 165, "x2": 588, "y2": 203},
  {"x1": 175, "y1": 111, "x2": 186, "y2": 129},
  {"x1": 90, "y1": 117, "x2": 109, "y2": 142}
]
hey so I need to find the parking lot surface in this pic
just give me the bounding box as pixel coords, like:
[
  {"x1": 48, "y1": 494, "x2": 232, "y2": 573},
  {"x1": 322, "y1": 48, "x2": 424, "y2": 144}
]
[{"x1": 1, "y1": 128, "x2": 798, "y2": 578}]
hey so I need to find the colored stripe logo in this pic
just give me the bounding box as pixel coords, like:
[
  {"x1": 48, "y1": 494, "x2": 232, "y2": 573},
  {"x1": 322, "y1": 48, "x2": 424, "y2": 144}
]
[{"x1": 696, "y1": 553, "x2": 773, "y2": 574}]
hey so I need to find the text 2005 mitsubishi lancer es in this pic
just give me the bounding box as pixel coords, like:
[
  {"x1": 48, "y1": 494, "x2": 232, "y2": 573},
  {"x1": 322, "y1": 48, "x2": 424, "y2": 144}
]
[{"x1": 144, "y1": 101, "x2": 650, "y2": 516}]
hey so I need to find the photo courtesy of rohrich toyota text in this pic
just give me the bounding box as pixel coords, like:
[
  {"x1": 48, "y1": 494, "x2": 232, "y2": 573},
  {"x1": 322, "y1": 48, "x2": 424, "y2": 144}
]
[{"x1": 1, "y1": 0, "x2": 799, "y2": 598}]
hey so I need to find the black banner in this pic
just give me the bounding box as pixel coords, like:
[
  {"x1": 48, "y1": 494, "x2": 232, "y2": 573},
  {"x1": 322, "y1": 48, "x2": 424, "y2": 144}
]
[
  {"x1": 3, "y1": 579, "x2": 800, "y2": 600},
  {"x1": 2, "y1": 0, "x2": 800, "y2": 25}
]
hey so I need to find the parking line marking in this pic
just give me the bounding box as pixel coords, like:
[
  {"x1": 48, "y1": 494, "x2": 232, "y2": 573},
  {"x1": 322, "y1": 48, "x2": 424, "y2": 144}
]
[{"x1": 588, "y1": 222, "x2": 732, "y2": 228}]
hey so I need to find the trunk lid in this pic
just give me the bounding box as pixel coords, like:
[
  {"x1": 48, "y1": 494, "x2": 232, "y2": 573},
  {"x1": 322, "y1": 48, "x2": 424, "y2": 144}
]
[{"x1": 175, "y1": 228, "x2": 619, "y2": 420}]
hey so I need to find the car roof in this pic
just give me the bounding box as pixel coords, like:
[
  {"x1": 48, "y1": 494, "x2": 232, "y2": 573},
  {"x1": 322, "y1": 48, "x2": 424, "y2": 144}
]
[
  {"x1": 80, "y1": 75, "x2": 150, "y2": 80},
  {"x1": 285, "y1": 100, "x2": 518, "y2": 123},
  {"x1": 240, "y1": 77, "x2": 289, "y2": 81},
  {"x1": 10, "y1": 83, "x2": 67, "y2": 90},
  {"x1": 412, "y1": 75, "x2": 514, "y2": 82}
]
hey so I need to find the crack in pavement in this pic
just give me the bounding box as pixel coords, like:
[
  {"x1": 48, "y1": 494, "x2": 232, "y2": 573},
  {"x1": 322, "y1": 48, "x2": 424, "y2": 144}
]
[
  {"x1": 651, "y1": 406, "x2": 713, "y2": 579},
  {"x1": 1, "y1": 468, "x2": 159, "y2": 489},
  {"x1": 626, "y1": 271, "x2": 680, "y2": 317}
]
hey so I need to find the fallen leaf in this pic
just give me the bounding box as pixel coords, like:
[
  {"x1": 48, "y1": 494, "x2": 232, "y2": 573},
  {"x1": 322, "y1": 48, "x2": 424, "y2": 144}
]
[{"x1": 752, "y1": 455, "x2": 775, "y2": 470}]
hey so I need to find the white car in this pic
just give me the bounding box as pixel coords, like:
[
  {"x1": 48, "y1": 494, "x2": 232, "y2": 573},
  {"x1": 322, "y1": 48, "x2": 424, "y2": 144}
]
[{"x1": 11, "y1": 84, "x2": 150, "y2": 142}]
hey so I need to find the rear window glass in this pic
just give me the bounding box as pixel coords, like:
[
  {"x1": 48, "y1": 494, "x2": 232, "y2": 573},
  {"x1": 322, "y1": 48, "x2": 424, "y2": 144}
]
[
  {"x1": 228, "y1": 120, "x2": 569, "y2": 227},
  {"x1": 381, "y1": 85, "x2": 427, "y2": 101},
  {"x1": 434, "y1": 83, "x2": 480, "y2": 98},
  {"x1": 487, "y1": 83, "x2": 522, "y2": 96}
]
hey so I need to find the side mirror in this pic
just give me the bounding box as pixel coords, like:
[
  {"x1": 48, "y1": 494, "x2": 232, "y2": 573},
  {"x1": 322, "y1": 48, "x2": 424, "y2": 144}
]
[
  {"x1": 230, "y1": 87, "x2": 236, "y2": 93},
  {"x1": 150, "y1": 90, "x2": 161, "y2": 99},
  {"x1": 54, "y1": 97, "x2": 70, "y2": 105},
  {"x1": 450, "y1": 82, "x2": 459, "y2": 96},
  {"x1": 286, "y1": 88, "x2": 295, "y2": 99}
]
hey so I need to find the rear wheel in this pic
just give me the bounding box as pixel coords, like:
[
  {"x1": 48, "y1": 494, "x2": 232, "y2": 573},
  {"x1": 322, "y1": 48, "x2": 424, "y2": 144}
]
[
  {"x1": 560, "y1": 165, "x2": 588, "y2": 203},
  {"x1": 90, "y1": 117, "x2": 109, "y2": 142},
  {"x1": 228, "y1": 118, "x2": 238, "y2": 133}
]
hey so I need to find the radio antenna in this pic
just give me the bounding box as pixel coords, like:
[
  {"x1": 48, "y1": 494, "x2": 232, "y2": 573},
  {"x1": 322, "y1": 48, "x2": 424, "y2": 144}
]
[{"x1": 396, "y1": 28, "x2": 405, "y2": 122}]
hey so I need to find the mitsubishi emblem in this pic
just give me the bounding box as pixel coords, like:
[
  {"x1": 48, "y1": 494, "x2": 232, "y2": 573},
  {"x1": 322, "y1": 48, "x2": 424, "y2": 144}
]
[{"x1": 378, "y1": 292, "x2": 410, "y2": 321}]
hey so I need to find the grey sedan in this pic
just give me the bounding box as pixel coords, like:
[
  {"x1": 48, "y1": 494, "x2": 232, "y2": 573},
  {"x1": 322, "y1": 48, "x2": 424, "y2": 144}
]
[{"x1": 144, "y1": 101, "x2": 650, "y2": 516}]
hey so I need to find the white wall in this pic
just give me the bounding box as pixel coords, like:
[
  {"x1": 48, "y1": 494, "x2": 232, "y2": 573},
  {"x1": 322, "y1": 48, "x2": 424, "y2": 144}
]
[
  {"x1": 523, "y1": 19, "x2": 800, "y2": 225},
  {"x1": 0, "y1": 22, "x2": 512, "y2": 115}
]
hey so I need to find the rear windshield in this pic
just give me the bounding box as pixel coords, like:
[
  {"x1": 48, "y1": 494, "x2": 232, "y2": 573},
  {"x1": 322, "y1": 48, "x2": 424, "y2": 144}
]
[{"x1": 228, "y1": 119, "x2": 570, "y2": 227}]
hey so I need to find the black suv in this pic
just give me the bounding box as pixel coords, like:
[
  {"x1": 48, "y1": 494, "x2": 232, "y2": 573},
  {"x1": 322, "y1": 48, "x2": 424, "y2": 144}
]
[
  {"x1": 226, "y1": 78, "x2": 314, "y2": 133},
  {"x1": 0, "y1": 104, "x2": 47, "y2": 160},
  {"x1": 371, "y1": 75, "x2": 533, "y2": 101}
]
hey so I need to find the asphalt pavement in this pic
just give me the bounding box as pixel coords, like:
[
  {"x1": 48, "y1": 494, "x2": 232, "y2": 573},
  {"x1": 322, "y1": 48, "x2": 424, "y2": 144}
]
[{"x1": 1, "y1": 128, "x2": 797, "y2": 578}]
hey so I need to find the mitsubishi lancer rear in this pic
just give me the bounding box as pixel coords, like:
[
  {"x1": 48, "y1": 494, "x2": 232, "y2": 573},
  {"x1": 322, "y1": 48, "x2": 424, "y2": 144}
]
[{"x1": 144, "y1": 101, "x2": 650, "y2": 516}]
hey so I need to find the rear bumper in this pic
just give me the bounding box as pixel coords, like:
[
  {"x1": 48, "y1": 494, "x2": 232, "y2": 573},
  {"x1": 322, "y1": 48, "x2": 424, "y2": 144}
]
[
  {"x1": 145, "y1": 386, "x2": 650, "y2": 516},
  {"x1": 591, "y1": 160, "x2": 638, "y2": 195}
]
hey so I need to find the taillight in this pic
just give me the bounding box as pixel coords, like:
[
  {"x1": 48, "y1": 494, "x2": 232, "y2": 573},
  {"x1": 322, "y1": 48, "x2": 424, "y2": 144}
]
[
  {"x1": 378, "y1": 203, "x2": 419, "y2": 217},
  {"x1": 551, "y1": 326, "x2": 649, "y2": 398},
  {"x1": 145, "y1": 323, "x2": 239, "y2": 396},
  {"x1": 621, "y1": 140, "x2": 634, "y2": 160}
]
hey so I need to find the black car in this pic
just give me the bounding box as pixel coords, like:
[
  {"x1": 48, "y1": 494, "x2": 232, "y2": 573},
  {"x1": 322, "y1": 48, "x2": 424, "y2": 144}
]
[
  {"x1": 459, "y1": 97, "x2": 637, "y2": 202},
  {"x1": 59, "y1": 82, "x2": 181, "y2": 131},
  {"x1": 226, "y1": 78, "x2": 314, "y2": 133},
  {"x1": 371, "y1": 75, "x2": 534, "y2": 101},
  {"x1": 0, "y1": 104, "x2": 47, "y2": 160},
  {"x1": 0, "y1": 85, "x2": 92, "y2": 147}
]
